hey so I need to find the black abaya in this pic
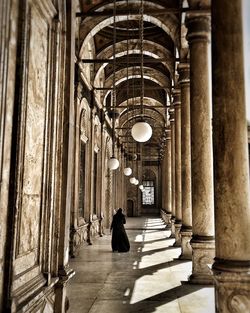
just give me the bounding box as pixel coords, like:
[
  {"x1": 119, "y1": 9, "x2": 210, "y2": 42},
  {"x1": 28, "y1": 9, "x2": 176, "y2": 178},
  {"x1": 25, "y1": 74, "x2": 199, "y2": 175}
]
[{"x1": 110, "y1": 209, "x2": 130, "y2": 252}]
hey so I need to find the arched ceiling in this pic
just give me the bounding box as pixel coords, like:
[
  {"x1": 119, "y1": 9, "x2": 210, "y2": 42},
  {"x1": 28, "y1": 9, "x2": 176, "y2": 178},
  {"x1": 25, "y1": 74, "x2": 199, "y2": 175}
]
[{"x1": 77, "y1": 0, "x2": 185, "y2": 162}]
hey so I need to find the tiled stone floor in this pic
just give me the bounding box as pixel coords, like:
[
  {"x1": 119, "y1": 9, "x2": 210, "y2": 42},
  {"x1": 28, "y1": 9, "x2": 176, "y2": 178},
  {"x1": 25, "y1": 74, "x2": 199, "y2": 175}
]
[{"x1": 67, "y1": 217, "x2": 215, "y2": 313}]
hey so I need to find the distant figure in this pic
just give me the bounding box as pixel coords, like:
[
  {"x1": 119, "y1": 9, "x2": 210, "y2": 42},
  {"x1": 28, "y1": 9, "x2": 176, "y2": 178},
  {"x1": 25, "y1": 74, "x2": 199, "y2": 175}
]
[{"x1": 110, "y1": 208, "x2": 130, "y2": 252}]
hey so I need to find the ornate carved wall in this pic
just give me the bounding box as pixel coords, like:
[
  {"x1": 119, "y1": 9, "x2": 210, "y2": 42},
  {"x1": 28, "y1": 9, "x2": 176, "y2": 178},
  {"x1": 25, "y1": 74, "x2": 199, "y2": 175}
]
[{"x1": 0, "y1": 0, "x2": 75, "y2": 311}]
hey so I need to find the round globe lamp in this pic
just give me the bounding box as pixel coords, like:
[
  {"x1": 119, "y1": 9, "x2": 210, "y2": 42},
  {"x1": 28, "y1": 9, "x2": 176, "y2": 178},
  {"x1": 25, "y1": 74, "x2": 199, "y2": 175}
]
[
  {"x1": 139, "y1": 184, "x2": 144, "y2": 190},
  {"x1": 131, "y1": 121, "x2": 152, "y2": 142},
  {"x1": 129, "y1": 177, "x2": 136, "y2": 184},
  {"x1": 123, "y1": 167, "x2": 132, "y2": 176},
  {"x1": 108, "y1": 156, "x2": 119, "y2": 170}
]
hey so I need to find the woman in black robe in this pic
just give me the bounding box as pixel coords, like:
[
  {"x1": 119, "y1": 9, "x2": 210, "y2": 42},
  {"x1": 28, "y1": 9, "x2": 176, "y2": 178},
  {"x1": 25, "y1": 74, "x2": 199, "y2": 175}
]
[{"x1": 110, "y1": 208, "x2": 130, "y2": 252}]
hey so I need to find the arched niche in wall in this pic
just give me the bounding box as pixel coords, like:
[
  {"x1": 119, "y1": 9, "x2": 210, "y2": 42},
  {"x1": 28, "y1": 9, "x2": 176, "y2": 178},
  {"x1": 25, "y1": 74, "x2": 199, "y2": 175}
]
[
  {"x1": 92, "y1": 114, "x2": 101, "y2": 219},
  {"x1": 75, "y1": 97, "x2": 91, "y2": 225},
  {"x1": 103, "y1": 134, "x2": 113, "y2": 228}
]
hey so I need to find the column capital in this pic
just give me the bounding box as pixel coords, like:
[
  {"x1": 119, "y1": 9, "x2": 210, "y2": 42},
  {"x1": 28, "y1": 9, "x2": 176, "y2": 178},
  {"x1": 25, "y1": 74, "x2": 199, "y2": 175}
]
[
  {"x1": 168, "y1": 108, "x2": 175, "y2": 122},
  {"x1": 177, "y1": 63, "x2": 190, "y2": 85},
  {"x1": 165, "y1": 127, "x2": 171, "y2": 140},
  {"x1": 172, "y1": 88, "x2": 181, "y2": 108},
  {"x1": 186, "y1": 15, "x2": 211, "y2": 43}
]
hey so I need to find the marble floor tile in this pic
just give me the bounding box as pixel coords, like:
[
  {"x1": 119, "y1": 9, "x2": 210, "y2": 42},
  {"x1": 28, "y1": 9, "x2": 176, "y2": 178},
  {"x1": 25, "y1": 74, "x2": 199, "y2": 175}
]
[{"x1": 67, "y1": 217, "x2": 215, "y2": 313}]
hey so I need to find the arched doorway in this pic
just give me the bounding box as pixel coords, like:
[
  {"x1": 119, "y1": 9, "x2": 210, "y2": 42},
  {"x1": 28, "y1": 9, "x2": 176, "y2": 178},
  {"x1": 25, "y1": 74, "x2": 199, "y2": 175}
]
[{"x1": 127, "y1": 200, "x2": 134, "y2": 217}]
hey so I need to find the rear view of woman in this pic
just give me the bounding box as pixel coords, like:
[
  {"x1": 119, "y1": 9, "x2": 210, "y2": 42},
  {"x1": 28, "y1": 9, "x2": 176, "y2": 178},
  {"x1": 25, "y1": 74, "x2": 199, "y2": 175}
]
[{"x1": 110, "y1": 208, "x2": 130, "y2": 252}]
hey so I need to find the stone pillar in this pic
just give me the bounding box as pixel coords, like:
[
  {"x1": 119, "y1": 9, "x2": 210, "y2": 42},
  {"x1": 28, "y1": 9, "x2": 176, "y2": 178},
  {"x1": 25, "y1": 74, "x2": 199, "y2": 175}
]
[
  {"x1": 173, "y1": 89, "x2": 182, "y2": 246},
  {"x1": 186, "y1": 12, "x2": 215, "y2": 284},
  {"x1": 178, "y1": 63, "x2": 192, "y2": 259},
  {"x1": 169, "y1": 108, "x2": 175, "y2": 237},
  {"x1": 55, "y1": 0, "x2": 76, "y2": 311},
  {"x1": 165, "y1": 127, "x2": 172, "y2": 225},
  {"x1": 212, "y1": 0, "x2": 250, "y2": 311},
  {"x1": 162, "y1": 151, "x2": 166, "y2": 211},
  {"x1": 161, "y1": 150, "x2": 165, "y2": 211}
]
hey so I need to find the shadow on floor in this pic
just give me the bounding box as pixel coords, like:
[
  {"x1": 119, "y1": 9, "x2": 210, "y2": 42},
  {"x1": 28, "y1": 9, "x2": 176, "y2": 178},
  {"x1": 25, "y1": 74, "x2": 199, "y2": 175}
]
[{"x1": 67, "y1": 216, "x2": 215, "y2": 313}]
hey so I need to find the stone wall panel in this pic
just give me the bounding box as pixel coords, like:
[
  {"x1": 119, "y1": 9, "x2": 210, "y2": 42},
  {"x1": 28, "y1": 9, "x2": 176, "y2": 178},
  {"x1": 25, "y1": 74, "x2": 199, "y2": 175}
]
[
  {"x1": 0, "y1": 0, "x2": 19, "y2": 308},
  {"x1": 5, "y1": 0, "x2": 59, "y2": 310}
]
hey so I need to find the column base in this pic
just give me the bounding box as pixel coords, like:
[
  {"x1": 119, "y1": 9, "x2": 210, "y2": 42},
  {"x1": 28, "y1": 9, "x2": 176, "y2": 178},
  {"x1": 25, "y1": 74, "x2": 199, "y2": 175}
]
[
  {"x1": 87, "y1": 222, "x2": 93, "y2": 245},
  {"x1": 55, "y1": 266, "x2": 75, "y2": 312},
  {"x1": 166, "y1": 212, "x2": 172, "y2": 226},
  {"x1": 212, "y1": 259, "x2": 250, "y2": 313},
  {"x1": 188, "y1": 236, "x2": 215, "y2": 285},
  {"x1": 173, "y1": 221, "x2": 182, "y2": 247},
  {"x1": 161, "y1": 210, "x2": 172, "y2": 228},
  {"x1": 179, "y1": 226, "x2": 192, "y2": 260},
  {"x1": 170, "y1": 217, "x2": 175, "y2": 238}
]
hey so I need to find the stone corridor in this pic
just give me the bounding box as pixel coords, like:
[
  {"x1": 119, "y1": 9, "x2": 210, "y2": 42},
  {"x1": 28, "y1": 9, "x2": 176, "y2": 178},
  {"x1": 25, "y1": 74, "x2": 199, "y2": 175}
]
[{"x1": 67, "y1": 217, "x2": 215, "y2": 313}]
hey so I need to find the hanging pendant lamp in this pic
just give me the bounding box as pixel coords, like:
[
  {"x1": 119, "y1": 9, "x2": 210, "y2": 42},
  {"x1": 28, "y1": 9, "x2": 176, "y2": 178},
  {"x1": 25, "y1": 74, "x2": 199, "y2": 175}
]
[
  {"x1": 131, "y1": 0, "x2": 152, "y2": 143},
  {"x1": 108, "y1": 0, "x2": 119, "y2": 170},
  {"x1": 130, "y1": 176, "x2": 136, "y2": 184},
  {"x1": 124, "y1": 167, "x2": 132, "y2": 176},
  {"x1": 123, "y1": 24, "x2": 132, "y2": 177},
  {"x1": 131, "y1": 122, "x2": 152, "y2": 142},
  {"x1": 139, "y1": 184, "x2": 144, "y2": 190},
  {"x1": 108, "y1": 156, "x2": 119, "y2": 170}
]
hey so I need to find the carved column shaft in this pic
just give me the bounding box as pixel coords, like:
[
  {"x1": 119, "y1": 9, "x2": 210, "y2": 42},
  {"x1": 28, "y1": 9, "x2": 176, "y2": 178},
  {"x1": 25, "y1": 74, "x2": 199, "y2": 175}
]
[
  {"x1": 186, "y1": 14, "x2": 215, "y2": 284},
  {"x1": 165, "y1": 128, "x2": 172, "y2": 224},
  {"x1": 55, "y1": 1, "x2": 76, "y2": 311},
  {"x1": 173, "y1": 89, "x2": 182, "y2": 246},
  {"x1": 178, "y1": 63, "x2": 192, "y2": 259},
  {"x1": 169, "y1": 109, "x2": 175, "y2": 237},
  {"x1": 161, "y1": 150, "x2": 166, "y2": 210},
  {"x1": 162, "y1": 128, "x2": 172, "y2": 225},
  {"x1": 212, "y1": 0, "x2": 250, "y2": 310}
]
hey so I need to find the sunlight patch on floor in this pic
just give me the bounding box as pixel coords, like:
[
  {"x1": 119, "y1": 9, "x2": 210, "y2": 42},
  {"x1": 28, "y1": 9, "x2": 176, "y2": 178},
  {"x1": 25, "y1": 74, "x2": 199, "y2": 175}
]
[
  {"x1": 134, "y1": 234, "x2": 145, "y2": 242},
  {"x1": 129, "y1": 275, "x2": 178, "y2": 304}
]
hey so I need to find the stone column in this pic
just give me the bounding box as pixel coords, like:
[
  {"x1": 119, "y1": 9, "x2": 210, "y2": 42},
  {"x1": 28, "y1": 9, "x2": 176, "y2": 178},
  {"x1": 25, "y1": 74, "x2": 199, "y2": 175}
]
[
  {"x1": 165, "y1": 127, "x2": 172, "y2": 225},
  {"x1": 169, "y1": 108, "x2": 175, "y2": 237},
  {"x1": 55, "y1": 1, "x2": 76, "y2": 311},
  {"x1": 186, "y1": 12, "x2": 215, "y2": 284},
  {"x1": 178, "y1": 63, "x2": 192, "y2": 259},
  {"x1": 173, "y1": 89, "x2": 182, "y2": 246},
  {"x1": 161, "y1": 150, "x2": 166, "y2": 211},
  {"x1": 212, "y1": 0, "x2": 250, "y2": 311}
]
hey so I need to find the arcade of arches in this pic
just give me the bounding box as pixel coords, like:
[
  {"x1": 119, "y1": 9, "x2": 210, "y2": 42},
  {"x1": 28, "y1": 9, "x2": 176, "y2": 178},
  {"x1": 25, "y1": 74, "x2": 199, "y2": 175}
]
[{"x1": 0, "y1": 0, "x2": 250, "y2": 312}]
